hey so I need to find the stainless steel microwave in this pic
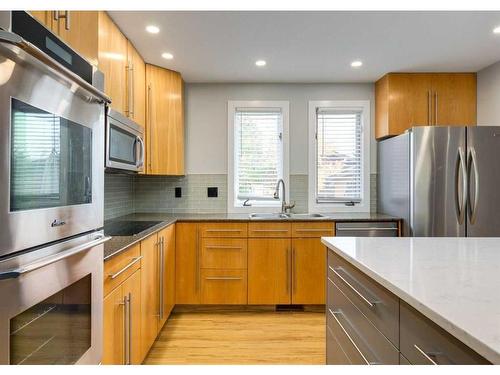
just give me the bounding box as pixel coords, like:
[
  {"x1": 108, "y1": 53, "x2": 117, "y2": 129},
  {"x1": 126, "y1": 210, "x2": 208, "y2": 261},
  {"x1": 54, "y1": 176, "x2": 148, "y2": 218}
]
[{"x1": 106, "y1": 109, "x2": 145, "y2": 173}]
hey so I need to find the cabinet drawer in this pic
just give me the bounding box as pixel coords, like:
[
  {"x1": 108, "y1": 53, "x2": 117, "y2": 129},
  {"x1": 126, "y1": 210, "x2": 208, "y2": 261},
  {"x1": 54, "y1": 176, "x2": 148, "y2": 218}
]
[
  {"x1": 201, "y1": 238, "x2": 247, "y2": 269},
  {"x1": 248, "y1": 222, "x2": 291, "y2": 237},
  {"x1": 327, "y1": 280, "x2": 399, "y2": 365},
  {"x1": 327, "y1": 325, "x2": 351, "y2": 365},
  {"x1": 199, "y1": 222, "x2": 248, "y2": 238},
  {"x1": 400, "y1": 301, "x2": 489, "y2": 365},
  {"x1": 328, "y1": 251, "x2": 399, "y2": 346},
  {"x1": 291, "y1": 222, "x2": 334, "y2": 238},
  {"x1": 201, "y1": 269, "x2": 247, "y2": 304},
  {"x1": 104, "y1": 243, "x2": 141, "y2": 297}
]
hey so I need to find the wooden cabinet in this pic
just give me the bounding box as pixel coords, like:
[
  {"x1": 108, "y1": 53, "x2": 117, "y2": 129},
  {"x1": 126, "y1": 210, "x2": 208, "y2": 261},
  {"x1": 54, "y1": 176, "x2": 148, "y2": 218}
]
[
  {"x1": 158, "y1": 225, "x2": 176, "y2": 328},
  {"x1": 139, "y1": 234, "x2": 159, "y2": 357},
  {"x1": 375, "y1": 73, "x2": 477, "y2": 140},
  {"x1": 175, "y1": 223, "x2": 200, "y2": 304},
  {"x1": 146, "y1": 64, "x2": 184, "y2": 175},
  {"x1": 248, "y1": 238, "x2": 291, "y2": 304},
  {"x1": 102, "y1": 269, "x2": 141, "y2": 365},
  {"x1": 291, "y1": 238, "x2": 326, "y2": 304},
  {"x1": 29, "y1": 11, "x2": 98, "y2": 65},
  {"x1": 126, "y1": 41, "x2": 146, "y2": 128},
  {"x1": 98, "y1": 11, "x2": 128, "y2": 114}
]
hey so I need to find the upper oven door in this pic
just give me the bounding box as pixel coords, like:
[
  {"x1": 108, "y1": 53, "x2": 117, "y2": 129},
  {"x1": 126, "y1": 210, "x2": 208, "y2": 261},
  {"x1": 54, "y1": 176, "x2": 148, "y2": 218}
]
[
  {"x1": 0, "y1": 39, "x2": 105, "y2": 258},
  {"x1": 106, "y1": 111, "x2": 145, "y2": 172}
]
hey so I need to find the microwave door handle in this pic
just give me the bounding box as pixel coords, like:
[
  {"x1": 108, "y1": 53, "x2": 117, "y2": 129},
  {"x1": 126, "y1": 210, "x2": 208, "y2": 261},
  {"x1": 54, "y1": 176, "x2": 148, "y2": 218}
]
[{"x1": 136, "y1": 136, "x2": 145, "y2": 168}]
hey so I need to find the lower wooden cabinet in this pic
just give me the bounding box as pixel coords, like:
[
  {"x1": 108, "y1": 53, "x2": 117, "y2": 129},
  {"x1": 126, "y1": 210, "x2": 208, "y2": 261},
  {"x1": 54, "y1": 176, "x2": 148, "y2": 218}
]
[
  {"x1": 291, "y1": 238, "x2": 326, "y2": 304},
  {"x1": 102, "y1": 269, "x2": 141, "y2": 365},
  {"x1": 201, "y1": 269, "x2": 247, "y2": 304},
  {"x1": 175, "y1": 223, "x2": 200, "y2": 304},
  {"x1": 248, "y1": 238, "x2": 291, "y2": 304}
]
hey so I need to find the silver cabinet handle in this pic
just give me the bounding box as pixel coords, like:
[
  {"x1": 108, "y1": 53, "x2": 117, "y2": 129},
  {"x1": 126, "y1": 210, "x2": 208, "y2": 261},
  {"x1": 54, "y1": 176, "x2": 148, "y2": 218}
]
[
  {"x1": 130, "y1": 64, "x2": 135, "y2": 116},
  {"x1": 205, "y1": 246, "x2": 242, "y2": 250},
  {"x1": 196, "y1": 226, "x2": 200, "y2": 291},
  {"x1": 53, "y1": 11, "x2": 59, "y2": 21},
  {"x1": 125, "y1": 63, "x2": 131, "y2": 116},
  {"x1": 414, "y1": 344, "x2": 438, "y2": 365},
  {"x1": 205, "y1": 276, "x2": 242, "y2": 280},
  {"x1": 58, "y1": 11, "x2": 70, "y2": 30},
  {"x1": 428, "y1": 90, "x2": 432, "y2": 125},
  {"x1": 124, "y1": 293, "x2": 131, "y2": 365},
  {"x1": 292, "y1": 247, "x2": 296, "y2": 294},
  {"x1": 455, "y1": 147, "x2": 467, "y2": 224},
  {"x1": 205, "y1": 229, "x2": 242, "y2": 233},
  {"x1": 108, "y1": 256, "x2": 142, "y2": 280},
  {"x1": 147, "y1": 84, "x2": 152, "y2": 171},
  {"x1": 329, "y1": 266, "x2": 378, "y2": 308},
  {"x1": 328, "y1": 309, "x2": 371, "y2": 365},
  {"x1": 251, "y1": 229, "x2": 289, "y2": 232},
  {"x1": 335, "y1": 227, "x2": 397, "y2": 231},
  {"x1": 158, "y1": 237, "x2": 165, "y2": 320},
  {"x1": 295, "y1": 228, "x2": 332, "y2": 232},
  {"x1": 467, "y1": 147, "x2": 479, "y2": 225},
  {"x1": 0, "y1": 236, "x2": 110, "y2": 280}
]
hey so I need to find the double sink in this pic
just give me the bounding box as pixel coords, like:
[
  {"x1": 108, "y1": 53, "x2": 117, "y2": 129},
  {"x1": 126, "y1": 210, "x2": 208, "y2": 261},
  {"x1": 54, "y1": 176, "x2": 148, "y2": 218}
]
[{"x1": 248, "y1": 213, "x2": 326, "y2": 220}]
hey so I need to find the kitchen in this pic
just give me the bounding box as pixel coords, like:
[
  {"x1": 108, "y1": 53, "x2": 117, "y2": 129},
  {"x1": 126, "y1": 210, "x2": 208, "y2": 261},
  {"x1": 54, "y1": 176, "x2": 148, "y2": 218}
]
[{"x1": 0, "y1": 1, "x2": 500, "y2": 370}]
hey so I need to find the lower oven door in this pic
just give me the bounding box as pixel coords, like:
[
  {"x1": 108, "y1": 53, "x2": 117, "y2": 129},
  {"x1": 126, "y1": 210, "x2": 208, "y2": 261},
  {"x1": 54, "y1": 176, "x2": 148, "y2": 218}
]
[{"x1": 0, "y1": 232, "x2": 108, "y2": 365}]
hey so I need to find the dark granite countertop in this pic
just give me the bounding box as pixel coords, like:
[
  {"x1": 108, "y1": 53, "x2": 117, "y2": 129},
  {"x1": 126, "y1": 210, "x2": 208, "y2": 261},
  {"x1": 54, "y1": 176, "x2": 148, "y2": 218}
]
[{"x1": 103, "y1": 212, "x2": 400, "y2": 261}]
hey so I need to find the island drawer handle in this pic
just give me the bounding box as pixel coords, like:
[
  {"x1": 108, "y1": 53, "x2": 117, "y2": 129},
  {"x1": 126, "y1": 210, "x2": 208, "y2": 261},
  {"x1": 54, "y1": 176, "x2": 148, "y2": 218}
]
[
  {"x1": 205, "y1": 229, "x2": 242, "y2": 232},
  {"x1": 329, "y1": 266, "x2": 378, "y2": 308},
  {"x1": 251, "y1": 229, "x2": 289, "y2": 232},
  {"x1": 205, "y1": 246, "x2": 243, "y2": 250},
  {"x1": 328, "y1": 309, "x2": 375, "y2": 365},
  {"x1": 413, "y1": 344, "x2": 439, "y2": 365},
  {"x1": 108, "y1": 256, "x2": 143, "y2": 279},
  {"x1": 295, "y1": 228, "x2": 332, "y2": 232},
  {"x1": 205, "y1": 276, "x2": 242, "y2": 281}
]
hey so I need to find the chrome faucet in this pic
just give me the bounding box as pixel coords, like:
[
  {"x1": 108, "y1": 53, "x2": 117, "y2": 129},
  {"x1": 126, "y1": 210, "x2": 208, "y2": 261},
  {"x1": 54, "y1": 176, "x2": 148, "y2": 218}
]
[{"x1": 274, "y1": 179, "x2": 295, "y2": 214}]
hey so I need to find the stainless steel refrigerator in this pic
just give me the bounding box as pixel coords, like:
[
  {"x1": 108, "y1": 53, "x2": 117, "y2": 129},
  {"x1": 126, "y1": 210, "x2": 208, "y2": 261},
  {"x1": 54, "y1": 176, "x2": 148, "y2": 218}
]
[{"x1": 378, "y1": 126, "x2": 500, "y2": 237}]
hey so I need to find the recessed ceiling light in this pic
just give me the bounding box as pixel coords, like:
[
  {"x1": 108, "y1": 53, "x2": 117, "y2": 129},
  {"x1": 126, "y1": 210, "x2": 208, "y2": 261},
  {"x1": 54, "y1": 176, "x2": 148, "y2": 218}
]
[
  {"x1": 351, "y1": 60, "x2": 363, "y2": 68},
  {"x1": 146, "y1": 25, "x2": 160, "y2": 34},
  {"x1": 493, "y1": 26, "x2": 500, "y2": 34},
  {"x1": 161, "y1": 52, "x2": 174, "y2": 60},
  {"x1": 255, "y1": 60, "x2": 266, "y2": 67}
]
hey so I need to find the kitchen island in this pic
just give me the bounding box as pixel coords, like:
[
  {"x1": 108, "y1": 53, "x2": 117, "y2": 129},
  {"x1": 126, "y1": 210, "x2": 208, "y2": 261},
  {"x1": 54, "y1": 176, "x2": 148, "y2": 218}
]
[{"x1": 322, "y1": 237, "x2": 500, "y2": 364}]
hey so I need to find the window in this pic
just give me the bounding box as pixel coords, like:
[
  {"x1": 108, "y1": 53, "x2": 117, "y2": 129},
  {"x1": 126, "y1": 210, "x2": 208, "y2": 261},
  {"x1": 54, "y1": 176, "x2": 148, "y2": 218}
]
[
  {"x1": 228, "y1": 101, "x2": 289, "y2": 212},
  {"x1": 308, "y1": 101, "x2": 370, "y2": 212}
]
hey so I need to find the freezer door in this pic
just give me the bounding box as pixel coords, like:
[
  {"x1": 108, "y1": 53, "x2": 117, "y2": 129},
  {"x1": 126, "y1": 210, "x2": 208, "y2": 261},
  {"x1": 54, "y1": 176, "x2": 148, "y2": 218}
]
[
  {"x1": 466, "y1": 126, "x2": 500, "y2": 236},
  {"x1": 411, "y1": 127, "x2": 466, "y2": 236}
]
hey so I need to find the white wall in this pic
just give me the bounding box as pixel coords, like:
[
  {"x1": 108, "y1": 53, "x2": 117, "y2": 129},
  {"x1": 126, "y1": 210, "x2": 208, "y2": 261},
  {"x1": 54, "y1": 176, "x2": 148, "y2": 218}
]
[
  {"x1": 478, "y1": 60, "x2": 500, "y2": 126},
  {"x1": 184, "y1": 83, "x2": 376, "y2": 174}
]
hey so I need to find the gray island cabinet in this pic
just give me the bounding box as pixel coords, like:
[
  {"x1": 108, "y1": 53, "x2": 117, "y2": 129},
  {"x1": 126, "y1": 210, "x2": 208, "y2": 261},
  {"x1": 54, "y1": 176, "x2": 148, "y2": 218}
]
[{"x1": 323, "y1": 237, "x2": 499, "y2": 365}]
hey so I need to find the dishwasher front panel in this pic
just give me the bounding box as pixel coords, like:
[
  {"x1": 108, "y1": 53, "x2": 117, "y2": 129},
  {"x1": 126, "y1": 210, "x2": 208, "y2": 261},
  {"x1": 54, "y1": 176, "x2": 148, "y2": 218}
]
[{"x1": 335, "y1": 222, "x2": 399, "y2": 237}]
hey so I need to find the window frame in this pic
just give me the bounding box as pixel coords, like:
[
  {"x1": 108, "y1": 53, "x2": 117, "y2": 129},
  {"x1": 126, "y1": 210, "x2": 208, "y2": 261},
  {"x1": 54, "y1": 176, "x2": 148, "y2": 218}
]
[
  {"x1": 308, "y1": 100, "x2": 371, "y2": 213},
  {"x1": 227, "y1": 100, "x2": 290, "y2": 213}
]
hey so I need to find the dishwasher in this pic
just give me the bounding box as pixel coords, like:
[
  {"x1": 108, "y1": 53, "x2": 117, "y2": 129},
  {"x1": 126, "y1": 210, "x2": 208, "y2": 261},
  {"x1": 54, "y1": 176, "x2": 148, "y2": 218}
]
[{"x1": 335, "y1": 221, "x2": 399, "y2": 237}]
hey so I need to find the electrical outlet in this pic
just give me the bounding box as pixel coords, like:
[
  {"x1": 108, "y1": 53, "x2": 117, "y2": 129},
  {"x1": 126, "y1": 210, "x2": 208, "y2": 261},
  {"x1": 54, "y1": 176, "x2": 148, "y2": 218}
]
[
  {"x1": 207, "y1": 187, "x2": 218, "y2": 198},
  {"x1": 175, "y1": 187, "x2": 182, "y2": 198}
]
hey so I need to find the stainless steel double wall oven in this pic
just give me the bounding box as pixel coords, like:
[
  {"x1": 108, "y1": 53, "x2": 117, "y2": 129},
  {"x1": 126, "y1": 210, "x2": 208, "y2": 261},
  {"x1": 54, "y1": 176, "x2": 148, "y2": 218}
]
[{"x1": 0, "y1": 11, "x2": 110, "y2": 364}]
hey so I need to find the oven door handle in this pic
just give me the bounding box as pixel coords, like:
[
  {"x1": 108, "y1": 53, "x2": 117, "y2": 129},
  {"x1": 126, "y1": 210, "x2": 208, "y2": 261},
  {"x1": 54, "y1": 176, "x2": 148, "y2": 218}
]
[{"x1": 0, "y1": 236, "x2": 110, "y2": 280}]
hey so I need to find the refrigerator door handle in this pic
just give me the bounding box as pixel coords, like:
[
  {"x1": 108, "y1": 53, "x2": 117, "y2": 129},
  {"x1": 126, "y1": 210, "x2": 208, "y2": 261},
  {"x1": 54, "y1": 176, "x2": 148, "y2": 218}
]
[
  {"x1": 467, "y1": 147, "x2": 479, "y2": 225},
  {"x1": 455, "y1": 147, "x2": 467, "y2": 224}
]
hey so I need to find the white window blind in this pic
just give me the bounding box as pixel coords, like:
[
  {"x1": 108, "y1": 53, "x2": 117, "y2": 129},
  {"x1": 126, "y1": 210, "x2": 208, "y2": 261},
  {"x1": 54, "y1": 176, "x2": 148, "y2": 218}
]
[
  {"x1": 316, "y1": 109, "x2": 362, "y2": 203},
  {"x1": 234, "y1": 108, "x2": 283, "y2": 202}
]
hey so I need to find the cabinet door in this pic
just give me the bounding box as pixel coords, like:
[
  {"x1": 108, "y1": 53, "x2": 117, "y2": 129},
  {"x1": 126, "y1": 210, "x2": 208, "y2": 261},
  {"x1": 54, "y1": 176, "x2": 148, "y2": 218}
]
[
  {"x1": 29, "y1": 11, "x2": 58, "y2": 32},
  {"x1": 292, "y1": 238, "x2": 326, "y2": 304},
  {"x1": 175, "y1": 223, "x2": 200, "y2": 304},
  {"x1": 146, "y1": 64, "x2": 184, "y2": 175},
  {"x1": 98, "y1": 11, "x2": 128, "y2": 114},
  {"x1": 139, "y1": 234, "x2": 159, "y2": 357},
  {"x1": 432, "y1": 73, "x2": 476, "y2": 126},
  {"x1": 122, "y1": 269, "x2": 142, "y2": 365},
  {"x1": 158, "y1": 224, "x2": 175, "y2": 330},
  {"x1": 248, "y1": 238, "x2": 291, "y2": 304},
  {"x1": 388, "y1": 73, "x2": 433, "y2": 133},
  {"x1": 102, "y1": 285, "x2": 124, "y2": 365},
  {"x1": 56, "y1": 11, "x2": 98, "y2": 66},
  {"x1": 127, "y1": 41, "x2": 146, "y2": 128}
]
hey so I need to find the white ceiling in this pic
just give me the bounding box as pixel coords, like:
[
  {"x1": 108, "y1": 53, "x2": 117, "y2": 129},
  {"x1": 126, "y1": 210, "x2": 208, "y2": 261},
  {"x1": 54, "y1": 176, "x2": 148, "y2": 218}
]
[{"x1": 109, "y1": 11, "x2": 500, "y2": 83}]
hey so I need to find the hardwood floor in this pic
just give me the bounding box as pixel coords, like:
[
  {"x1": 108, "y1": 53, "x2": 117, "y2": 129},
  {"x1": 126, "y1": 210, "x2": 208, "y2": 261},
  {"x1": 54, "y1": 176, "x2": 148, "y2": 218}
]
[{"x1": 143, "y1": 307, "x2": 326, "y2": 364}]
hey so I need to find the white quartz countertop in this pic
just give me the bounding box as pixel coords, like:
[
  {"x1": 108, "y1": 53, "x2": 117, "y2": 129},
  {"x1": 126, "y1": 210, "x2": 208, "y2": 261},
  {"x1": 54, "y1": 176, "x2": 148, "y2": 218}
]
[{"x1": 321, "y1": 237, "x2": 500, "y2": 364}]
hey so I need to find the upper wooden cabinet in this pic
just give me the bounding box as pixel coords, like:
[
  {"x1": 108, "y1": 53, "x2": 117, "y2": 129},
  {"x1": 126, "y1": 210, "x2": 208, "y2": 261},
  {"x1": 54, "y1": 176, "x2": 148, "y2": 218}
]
[
  {"x1": 146, "y1": 64, "x2": 185, "y2": 175},
  {"x1": 126, "y1": 41, "x2": 146, "y2": 128},
  {"x1": 98, "y1": 11, "x2": 128, "y2": 114},
  {"x1": 29, "y1": 11, "x2": 98, "y2": 65},
  {"x1": 375, "y1": 73, "x2": 477, "y2": 140}
]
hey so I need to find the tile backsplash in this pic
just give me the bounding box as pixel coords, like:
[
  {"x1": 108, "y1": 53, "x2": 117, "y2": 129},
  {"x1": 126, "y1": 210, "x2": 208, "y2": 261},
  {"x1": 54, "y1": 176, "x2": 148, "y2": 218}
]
[{"x1": 104, "y1": 173, "x2": 378, "y2": 219}]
